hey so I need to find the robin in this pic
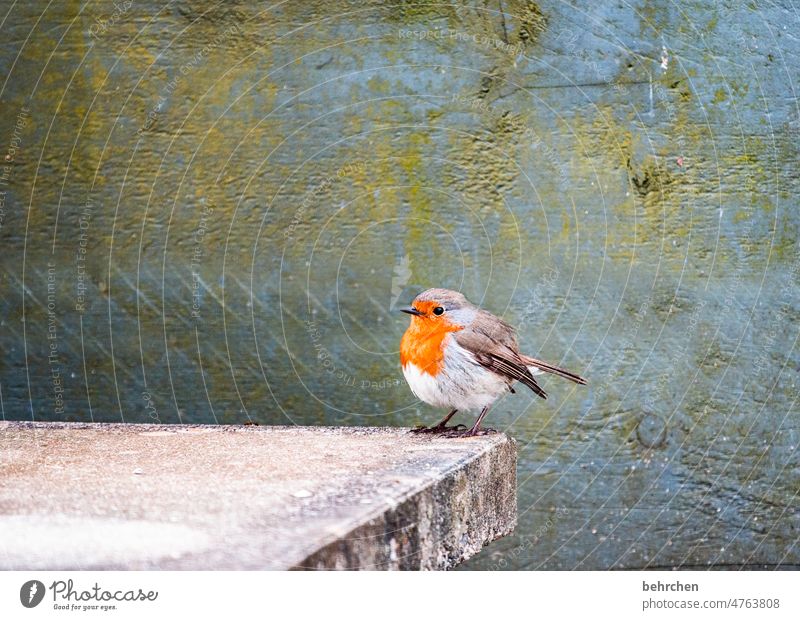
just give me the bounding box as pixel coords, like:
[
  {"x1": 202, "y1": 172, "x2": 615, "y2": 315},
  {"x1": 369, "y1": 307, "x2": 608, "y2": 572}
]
[{"x1": 399, "y1": 288, "x2": 586, "y2": 437}]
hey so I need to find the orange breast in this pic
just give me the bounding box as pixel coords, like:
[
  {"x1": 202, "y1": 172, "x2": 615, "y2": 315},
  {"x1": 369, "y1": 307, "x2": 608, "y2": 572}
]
[{"x1": 400, "y1": 317, "x2": 463, "y2": 376}]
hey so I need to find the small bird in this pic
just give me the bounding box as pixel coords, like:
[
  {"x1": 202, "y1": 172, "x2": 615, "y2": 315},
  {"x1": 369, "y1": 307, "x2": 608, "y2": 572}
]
[{"x1": 399, "y1": 288, "x2": 586, "y2": 437}]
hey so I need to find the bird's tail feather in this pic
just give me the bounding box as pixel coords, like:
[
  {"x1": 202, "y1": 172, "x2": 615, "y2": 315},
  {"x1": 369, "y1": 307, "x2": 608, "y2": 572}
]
[{"x1": 520, "y1": 355, "x2": 587, "y2": 385}]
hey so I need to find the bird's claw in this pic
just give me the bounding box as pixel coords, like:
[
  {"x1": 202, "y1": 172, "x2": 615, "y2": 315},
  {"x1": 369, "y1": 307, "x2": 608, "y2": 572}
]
[
  {"x1": 410, "y1": 423, "x2": 467, "y2": 434},
  {"x1": 441, "y1": 426, "x2": 498, "y2": 438}
]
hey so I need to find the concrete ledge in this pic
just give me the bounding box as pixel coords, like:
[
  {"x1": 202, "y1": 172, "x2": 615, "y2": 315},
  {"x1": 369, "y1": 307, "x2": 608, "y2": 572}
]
[{"x1": 0, "y1": 422, "x2": 516, "y2": 570}]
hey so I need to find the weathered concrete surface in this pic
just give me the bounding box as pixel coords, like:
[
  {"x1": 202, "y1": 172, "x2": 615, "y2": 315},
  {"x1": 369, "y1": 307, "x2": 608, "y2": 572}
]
[{"x1": 0, "y1": 422, "x2": 516, "y2": 570}]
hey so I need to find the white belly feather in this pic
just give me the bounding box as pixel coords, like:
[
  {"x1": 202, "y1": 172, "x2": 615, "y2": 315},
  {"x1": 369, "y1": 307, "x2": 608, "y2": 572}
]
[{"x1": 402, "y1": 333, "x2": 510, "y2": 411}]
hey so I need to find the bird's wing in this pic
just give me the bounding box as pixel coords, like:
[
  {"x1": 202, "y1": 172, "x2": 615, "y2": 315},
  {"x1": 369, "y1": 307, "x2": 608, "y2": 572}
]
[
  {"x1": 455, "y1": 311, "x2": 547, "y2": 399},
  {"x1": 519, "y1": 354, "x2": 587, "y2": 385}
]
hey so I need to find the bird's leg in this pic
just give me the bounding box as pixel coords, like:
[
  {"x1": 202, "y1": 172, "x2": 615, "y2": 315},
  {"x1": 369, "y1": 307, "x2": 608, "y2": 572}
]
[
  {"x1": 432, "y1": 408, "x2": 459, "y2": 429},
  {"x1": 410, "y1": 409, "x2": 462, "y2": 433},
  {"x1": 463, "y1": 405, "x2": 497, "y2": 437}
]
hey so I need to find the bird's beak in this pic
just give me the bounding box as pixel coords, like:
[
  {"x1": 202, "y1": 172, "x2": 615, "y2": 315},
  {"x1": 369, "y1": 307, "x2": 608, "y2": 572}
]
[{"x1": 400, "y1": 306, "x2": 423, "y2": 316}]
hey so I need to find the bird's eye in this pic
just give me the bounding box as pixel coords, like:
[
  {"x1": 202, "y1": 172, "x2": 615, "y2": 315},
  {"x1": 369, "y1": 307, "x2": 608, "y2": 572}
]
[{"x1": 433, "y1": 306, "x2": 445, "y2": 315}]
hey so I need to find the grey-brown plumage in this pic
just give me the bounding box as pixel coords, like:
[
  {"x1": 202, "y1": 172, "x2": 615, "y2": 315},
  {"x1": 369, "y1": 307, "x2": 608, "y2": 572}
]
[
  {"x1": 454, "y1": 309, "x2": 586, "y2": 400},
  {"x1": 454, "y1": 312, "x2": 548, "y2": 398}
]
